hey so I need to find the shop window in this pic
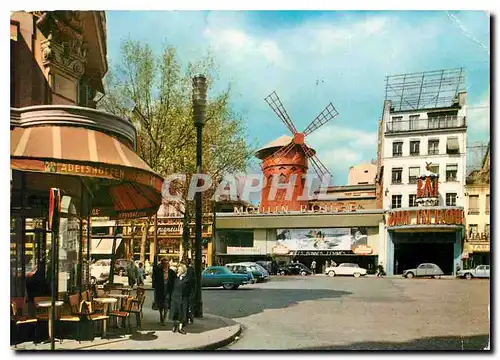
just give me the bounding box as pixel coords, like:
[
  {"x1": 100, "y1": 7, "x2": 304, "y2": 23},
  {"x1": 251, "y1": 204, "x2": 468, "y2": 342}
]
[
  {"x1": 428, "y1": 139, "x2": 439, "y2": 155},
  {"x1": 410, "y1": 140, "x2": 420, "y2": 156},
  {"x1": 221, "y1": 230, "x2": 254, "y2": 248},
  {"x1": 446, "y1": 164, "x2": 458, "y2": 182},
  {"x1": 468, "y1": 195, "x2": 479, "y2": 214},
  {"x1": 392, "y1": 142, "x2": 403, "y2": 157},
  {"x1": 408, "y1": 167, "x2": 420, "y2": 184},
  {"x1": 391, "y1": 195, "x2": 402, "y2": 209},
  {"x1": 409, "y1": 194, "x2": 417, "y2": 207},
  {"x1": 486, "y1": 195, "x2": 490, "y2": 214},
  {"x1": 446, "y1": 193, "x2": 457, "y2": 206}
]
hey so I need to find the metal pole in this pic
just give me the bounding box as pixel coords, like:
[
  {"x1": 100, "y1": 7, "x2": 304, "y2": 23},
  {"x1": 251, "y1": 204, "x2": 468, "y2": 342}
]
[
  {"x1": 154, "y1": 214, "x2": 158, "y2": 265},
  {"x1": 49, "y1": 188, "x2": 61, "y2": 351},
  {"x1": 194, "y1": 124, "x2": 203, "y2": 318}
]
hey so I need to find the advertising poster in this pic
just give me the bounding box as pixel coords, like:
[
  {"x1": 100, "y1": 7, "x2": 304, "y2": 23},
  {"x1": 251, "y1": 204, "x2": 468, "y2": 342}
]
[{"x1": 276, "y1": 227, "x2": 369, "y2": 252}]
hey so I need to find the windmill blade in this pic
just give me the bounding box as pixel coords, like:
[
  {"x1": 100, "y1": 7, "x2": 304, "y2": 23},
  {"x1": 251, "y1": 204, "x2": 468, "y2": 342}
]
[
  {"x1": 263, "y1": 141, "x2": 296, "y2": 169},
  {"x1": 265, "y1": 91, "x2": 298, "y2": 134},
  {"x1": 303, "y1": 103, "x2": 339, "y2": 136},
  {"x1": 299, "y1": 143, "x2": 332, "y2": 183}
]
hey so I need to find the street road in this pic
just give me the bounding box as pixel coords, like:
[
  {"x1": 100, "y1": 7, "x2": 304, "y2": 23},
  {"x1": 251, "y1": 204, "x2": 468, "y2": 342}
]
[{"x1": 201, "y1": 275, "x2": 490, "y2": 350}]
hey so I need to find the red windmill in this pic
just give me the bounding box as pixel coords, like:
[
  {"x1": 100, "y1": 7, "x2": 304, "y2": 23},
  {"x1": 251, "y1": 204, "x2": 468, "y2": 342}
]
[{"x1": 256, "y1": 91, "x2": 339, "y2": 211}]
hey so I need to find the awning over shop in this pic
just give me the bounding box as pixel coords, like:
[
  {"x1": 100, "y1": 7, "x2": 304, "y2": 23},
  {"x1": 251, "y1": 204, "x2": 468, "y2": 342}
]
[
  {"x1": 11, "y1": 125, "x2": 163, "y2": 219},
  {"x1": 91, "y1": 238, "x2": 123, "y2": 255},
  {"x1": 446, "y1": 137, "x2": 460, "y2": 151}
]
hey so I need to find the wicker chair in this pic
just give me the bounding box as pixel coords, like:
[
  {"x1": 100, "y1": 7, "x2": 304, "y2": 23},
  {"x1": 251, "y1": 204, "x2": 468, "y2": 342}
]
[
  {"x1": 129, "y1": 288, "x2": 146, "y2": 329},
  {"x1": 108, "y1": 296, "x2": 134, "y2": 334}
]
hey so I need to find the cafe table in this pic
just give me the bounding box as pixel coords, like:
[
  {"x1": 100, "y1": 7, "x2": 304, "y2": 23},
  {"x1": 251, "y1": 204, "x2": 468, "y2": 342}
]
[
  {"x1": 92, "y1": 297, "x2": 117, "y2": 338},
  {"x1": 36, "y1": 300, "x2": 64, "y2": 341}
]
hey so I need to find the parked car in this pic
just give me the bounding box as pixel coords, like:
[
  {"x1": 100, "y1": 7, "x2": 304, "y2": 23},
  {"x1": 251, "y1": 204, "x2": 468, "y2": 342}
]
[
  {"x1": 238, "y1": 262, "x2": 270, "y2": 281},
  {"x1": 325, "y1": 263, "x2": 367, "y2": 278},
  {"x1": 457, "y1": 265, "x2": 490, "y2": 280},
  {"x1": 114, "y1": 259, "x2": 134, "y2": 276},
  {"x1": 279, "y1": 263, "x2": 313, "y2": 276},
  {"x1": 255, "y1": 260, "x2": 272, "y2": 273},
  {"x1": 90, "y1": 259, "x2": 111, "y2": 284},
  {"x1": 226, "y1": 264, "x2": 257, "y2": 284},
  {"x1": 202, "y1": 266, "x2": 249, "y2": 290},
  {"x1": 403, "y1": 263, "x2": 444, "y2": 279},
  {"x1": 230, "y1": 263, "x2": 265, "y2": 282}
]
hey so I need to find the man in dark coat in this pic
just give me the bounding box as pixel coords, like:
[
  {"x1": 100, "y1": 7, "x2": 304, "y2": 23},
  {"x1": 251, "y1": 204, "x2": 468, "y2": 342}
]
[
  {"x1": 152, "y1": 258, "x2": 176, "y2": 325},
  {"x1": 170, "y1": 264, "x2": 190, "y2": 334},
  {"x1": 186, "y1": 259, "x2": 195, "y2": 324}
]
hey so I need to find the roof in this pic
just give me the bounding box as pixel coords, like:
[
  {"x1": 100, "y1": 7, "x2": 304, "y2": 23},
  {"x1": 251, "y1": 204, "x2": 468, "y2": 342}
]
[{"x1": 255, "y1": 134, "x2": 315, "y2": 159}]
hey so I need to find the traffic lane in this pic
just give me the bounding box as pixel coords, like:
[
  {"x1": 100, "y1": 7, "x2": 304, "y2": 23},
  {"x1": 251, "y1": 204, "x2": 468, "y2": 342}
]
[{"x1": 220, "y1": 276, "x2": 489, "y2": 350}]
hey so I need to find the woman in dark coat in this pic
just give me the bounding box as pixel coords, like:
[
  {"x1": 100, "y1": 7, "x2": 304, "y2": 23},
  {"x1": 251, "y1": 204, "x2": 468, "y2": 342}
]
[
  {"x1": 152, "y1": 258, "x2": 176, "y2": 325},
  {"x1": 169, "y1": 264, "x2": 191, "y2": 334}
]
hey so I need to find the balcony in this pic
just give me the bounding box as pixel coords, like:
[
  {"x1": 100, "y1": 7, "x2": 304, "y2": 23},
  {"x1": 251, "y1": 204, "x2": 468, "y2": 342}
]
[{"x1": 385, "y1": 116, "x2": 466, "y2": 133}]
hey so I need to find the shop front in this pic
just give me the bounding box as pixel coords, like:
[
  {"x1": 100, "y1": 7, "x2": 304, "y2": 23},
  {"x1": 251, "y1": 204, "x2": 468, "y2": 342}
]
[
  {"x1": 385, "y1": 207, "x2": 465, "y2": 275},
  {"x1": 215, "y1": 209, "x2": 384, "y2": 272},
  {"x1": 462, "y1": 235, "x2": 490, "y2": 268},
  {"x1": 10, "y1": 106, "x2": 163, "y2": 299}
]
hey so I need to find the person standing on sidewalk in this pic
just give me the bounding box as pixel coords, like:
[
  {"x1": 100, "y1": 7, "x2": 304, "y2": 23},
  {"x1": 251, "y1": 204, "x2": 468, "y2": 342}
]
[
  {"x1": 127, "y1": 261, "x2": 138, "y2": 288},
  {"x1": 311, "y1": 260, "x2": 317, "y2": 275},
  {"x1": 137, "y1": 262, "x2": 145, "y2": 287},
  {"x1": 152, "y1": 258, "x2": 176, "y2": 325},
  {"x1": 170, "y1": 264, "x2": 190, "y2": 334}
]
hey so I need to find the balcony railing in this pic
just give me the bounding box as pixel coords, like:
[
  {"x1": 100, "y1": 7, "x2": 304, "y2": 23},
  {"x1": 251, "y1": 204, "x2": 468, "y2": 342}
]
[
  {"x1": 467, "y1": 208, "x2": 480, "y2": 215},
  {"x1": 386, "y1": 116, "x2": 466, "y2": 133}
]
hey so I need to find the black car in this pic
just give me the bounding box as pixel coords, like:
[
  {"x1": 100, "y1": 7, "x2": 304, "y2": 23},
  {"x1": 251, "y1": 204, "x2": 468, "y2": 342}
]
[{"x1": 279, "y1": 263, "x2": 313, "y2": 276}]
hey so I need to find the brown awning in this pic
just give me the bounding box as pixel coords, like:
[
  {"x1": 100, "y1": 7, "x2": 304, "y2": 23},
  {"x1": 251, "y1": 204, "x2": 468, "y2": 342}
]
[{"x1": 11, "y1": 126, "x2": 163, "y2": 219}]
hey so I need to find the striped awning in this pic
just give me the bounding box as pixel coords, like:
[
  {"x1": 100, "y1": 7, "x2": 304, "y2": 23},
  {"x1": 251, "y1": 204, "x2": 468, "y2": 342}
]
[{"x1": 11, "y1": 126, "x2": 163, "y2": 219}]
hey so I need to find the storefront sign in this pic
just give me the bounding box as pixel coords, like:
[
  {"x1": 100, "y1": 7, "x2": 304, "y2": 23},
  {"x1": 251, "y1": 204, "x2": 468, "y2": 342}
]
[
  {"x1": 158, "y1": 225, "x2": 182, "y2": 235},
  {"x1": 466, "y1": 232, "x2": 489, "y2": 241},
  {"x1": 416, "y1": 176, "x2": 439, "y2": 198},
  {"x1": 387, "y1": 208, "x2": 464, "y2": 227},
  {"x1": 272, "y1": 244, "x2": 290, "y2": 255},
  {"x1": 467, "y1": 243, "x2": 490, "y2": 253},
  {"x1": 276, "y1": 227, "x2": 368, "y2": 252},
  {"x1": 226, "y1": 246, "x2": 262, "y2": 255},
  {"x1": 353, "y1": 245, "x2": 373, "y2": 255},
  {"x1": 291, "y1": 250, "x2": 352, "y2": 256},
  {"x1": 234, "y1": 203, "x2": 365, "y2": 215}
]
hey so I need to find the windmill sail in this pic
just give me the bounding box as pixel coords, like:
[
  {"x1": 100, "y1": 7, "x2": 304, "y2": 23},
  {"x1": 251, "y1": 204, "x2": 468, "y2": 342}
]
[
  {"x1": 264, "y1": 91, "x2": 298, "y2": 134},
  {"x1": 303, "y1": 103, "x2": 338, "y2": 136}
]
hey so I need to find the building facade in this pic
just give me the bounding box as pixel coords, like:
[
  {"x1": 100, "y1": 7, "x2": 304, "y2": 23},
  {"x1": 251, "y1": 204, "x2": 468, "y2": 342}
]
[
  {"x1": 463, "y1": 143, "x2": 490, "y2": 266},
  {"x1": 378, "y1": 69, "x2": 467, "y2": 275}
]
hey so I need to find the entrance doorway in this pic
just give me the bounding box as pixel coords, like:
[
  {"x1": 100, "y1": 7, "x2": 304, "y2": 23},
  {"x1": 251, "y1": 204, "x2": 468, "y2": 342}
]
[{"x1": 393, "y1": 232, "x2": 456, "y2": 275}]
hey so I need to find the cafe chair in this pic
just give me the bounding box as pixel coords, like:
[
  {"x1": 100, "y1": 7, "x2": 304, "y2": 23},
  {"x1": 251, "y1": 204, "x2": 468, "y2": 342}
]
[
  {"x1": 85, "y1": 301, "x2": 109, "y2": 337},
  {"x1": 129, "y1": 288, "x2": 146, "y2": 329},
  {"x1": 11, "y1": 299, "x2": 38, "y2": 347},
  {"x1": 59, "y1": 294, "x2": 88, "y2": 343},
  {"x1": 108, "y1": 296, "x2": 134, "y2": 334}
]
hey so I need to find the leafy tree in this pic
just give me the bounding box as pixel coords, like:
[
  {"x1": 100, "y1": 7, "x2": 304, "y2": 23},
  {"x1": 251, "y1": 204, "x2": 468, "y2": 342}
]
[{"x1": 99, "y1": 39, "x2": 254, "y2": 263}]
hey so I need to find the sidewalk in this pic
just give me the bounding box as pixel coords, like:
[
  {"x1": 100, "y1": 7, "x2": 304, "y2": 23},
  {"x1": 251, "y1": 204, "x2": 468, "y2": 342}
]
[{"x1": 13, "y1": 287, "x2": 241, "y2": 351}]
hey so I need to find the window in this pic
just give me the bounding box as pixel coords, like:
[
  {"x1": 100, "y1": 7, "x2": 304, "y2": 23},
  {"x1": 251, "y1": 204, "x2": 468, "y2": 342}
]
[
  {"x1": 485, "y1": 224, "x2": 490, "y2": 237},
  {"x1": 446, "y1": 137, "x2": 460, "y2": 155},
  {"x1": 392, "y1": 142, "x2": 403, "y2": 157},
  {"x1": 446, "y1": 193, "x2": 457, "y2": 206},
  {"x1": 428, "y1": 140, "x2": 439, "y2": 155},
  {"x1": 486, "y1": 195, "x2": 490, "y2": 214},
  {"x1": 391, "y1": 195, "x2": 402, "y2": 208},
  {"x1": 391, "y1": 168, "x2": 403, "y2": 184},
  {"x1": 390, "y1": 116, "x2": 403, "y2": 131},
  {"x1": 469, "y1": 224, "x2": 478, "y2": 236},
  {"x1": 409, "y1": 167, "x2": 420, "y2": 184},
  {"x1": 428, "y1": 164, "x2": 439, "y2": 176},
  {"x1": 409, "y1": 115, "x2": 420, "y2": 130},
  {"x1": 410, "y1": 141, "x2": 420, "y2": 156},
  {"x1": 446, "y1": 164, "x2": 458, "y2": 182},
  {"x1": 468, "y1": 195, "x2": 479, "y2": 214},
  {"x1": 409, "y1": 194, "x2": 417, "y2": 207}
]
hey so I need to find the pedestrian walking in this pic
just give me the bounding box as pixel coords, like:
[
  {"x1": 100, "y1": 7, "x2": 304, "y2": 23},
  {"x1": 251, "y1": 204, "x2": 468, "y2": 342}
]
[
  {"x1": 311, "y1": 260, "x2": 317, "y2": 275},
  {"x1": 127, "y1": 261, "x2": 138, "y2": 288},
  {"x1": 376, "y1": 262, "x2": 385, "y2": 277},
  {"x1": 137, "y1": 262, "x2": 145, "y2": 286},
  {"x1": 455, "y1": 263, "x2": 461, "y2": 274},
  {"x1": 152, "y1": 258, "x2": 176, "y2": 326},
  {"x1": 170, "y1": 263, "x2": 191, "y2": 334}
]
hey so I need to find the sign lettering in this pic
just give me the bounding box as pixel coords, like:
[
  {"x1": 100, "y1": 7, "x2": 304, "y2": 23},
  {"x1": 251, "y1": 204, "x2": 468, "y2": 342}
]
[{"x1": 387, "y1": 208, "x2": 464, "y2": 227}]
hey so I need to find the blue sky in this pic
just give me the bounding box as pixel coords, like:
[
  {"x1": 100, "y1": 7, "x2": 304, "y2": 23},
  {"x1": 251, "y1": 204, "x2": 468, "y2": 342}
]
[{"x1": 105, "y1": 10, "x2": 490, "y2": 185}]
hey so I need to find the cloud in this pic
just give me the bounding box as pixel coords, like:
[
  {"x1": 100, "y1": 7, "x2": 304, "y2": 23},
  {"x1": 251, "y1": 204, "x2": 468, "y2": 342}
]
[{"x1": 467, "y1": 92, "x2": 490, "y2": 133}]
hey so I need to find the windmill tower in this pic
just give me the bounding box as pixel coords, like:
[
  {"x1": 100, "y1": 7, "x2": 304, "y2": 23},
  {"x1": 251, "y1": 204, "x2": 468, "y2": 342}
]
[{"x1": 256, "y1": 91, "x2": 338, "y2": 211}]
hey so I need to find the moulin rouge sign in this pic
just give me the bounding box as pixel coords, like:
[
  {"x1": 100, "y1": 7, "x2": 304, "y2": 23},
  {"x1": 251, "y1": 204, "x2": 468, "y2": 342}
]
[{"x1": 387, "y1": 208, "x2": 464, "y2": 227}]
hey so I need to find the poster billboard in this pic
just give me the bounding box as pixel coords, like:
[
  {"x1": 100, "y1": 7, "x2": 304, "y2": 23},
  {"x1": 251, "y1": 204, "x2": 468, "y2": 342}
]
[{"x1": 276, "y1": 227, "x2": 369, "y2": 252}]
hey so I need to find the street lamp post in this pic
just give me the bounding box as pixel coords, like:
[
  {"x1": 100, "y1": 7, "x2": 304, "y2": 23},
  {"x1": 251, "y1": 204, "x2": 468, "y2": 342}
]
[{"x1": 192, "y1": 74, "x2": 207, "y2": 318}]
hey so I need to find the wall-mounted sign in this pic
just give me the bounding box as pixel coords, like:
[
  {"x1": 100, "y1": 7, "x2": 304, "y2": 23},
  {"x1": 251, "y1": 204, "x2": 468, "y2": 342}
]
[
  {"x1": 417, "y1": 176, "x2": 439, "y2": 199},
  {"x1": 291, "y1": 250, "x2": 353, "y2": 256},
  {"x1": 466, "y1": 232, "x2": 489, "y2": 241},
  {"x1": 466, "y1": 243, "x2": 490, "y2": 253},
  {"x1": 387, "y1": 208, "x2": 464, "y2": 228},
  {"x1": 226, "y1": 246, "x2": 262, "y2": 255},
  {"x1": 272, "y1": 244, "x2": 290, "y2": 255},
  {"x1": 276, "y1": 228, "x2": 368, "y2": 252},
  {"x1": 353, "y1": 245, "x2": 373, "y2": 255},
  {"x1": 234, "y1": 203, "x2": 365, "y2": 215}
]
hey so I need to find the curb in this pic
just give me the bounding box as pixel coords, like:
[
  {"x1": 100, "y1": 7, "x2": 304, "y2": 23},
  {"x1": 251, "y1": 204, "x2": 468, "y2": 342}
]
[{"x1": 186, "y1": 324, "x2": 242, "y2": 350}]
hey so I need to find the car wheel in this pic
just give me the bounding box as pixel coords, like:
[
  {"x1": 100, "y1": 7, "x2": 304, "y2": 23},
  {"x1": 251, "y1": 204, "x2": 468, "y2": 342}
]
[
  {"x1": 328, "y1": 271, "x2": 335, "y2": 277},
  {"x1": 300, "y1": 271, "x2": 307, "y2": 276},
  {"x1": 353, "y1": 272, "x2": 361, "y2": 278},
  {"x1": 118, "y1": 268, "x2": 125, "y2": 277},
  {"x1": 90, "y1": 276, "x2": 97, "y2": 285},
  {"x1": 465, "y1": 273, "x2": 473, "y2": 280},
  {"x1": 232, "y1": 285, "x2": 240, "y2": 290},
  {"x1": 280, "y1": 271, "x2": 285, "y2": 276},
  {"x1": 223, "y1": 283, "x2": 234, "y2": 290},
  {"x1": 406, "y1": 272, "x2": 414, "y2": 279}
]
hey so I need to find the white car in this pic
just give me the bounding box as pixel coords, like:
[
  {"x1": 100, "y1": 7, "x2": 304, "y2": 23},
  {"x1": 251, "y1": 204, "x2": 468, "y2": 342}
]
[
  {"x1": 90, "y1": 259, "x2": 111, "y2": 284},
  {"x1": 325, "y1": 263, "x2": 367, "y2": 278},
  {"x1": 237, "y1": 262, "x2": 270, "y2": 280}
]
